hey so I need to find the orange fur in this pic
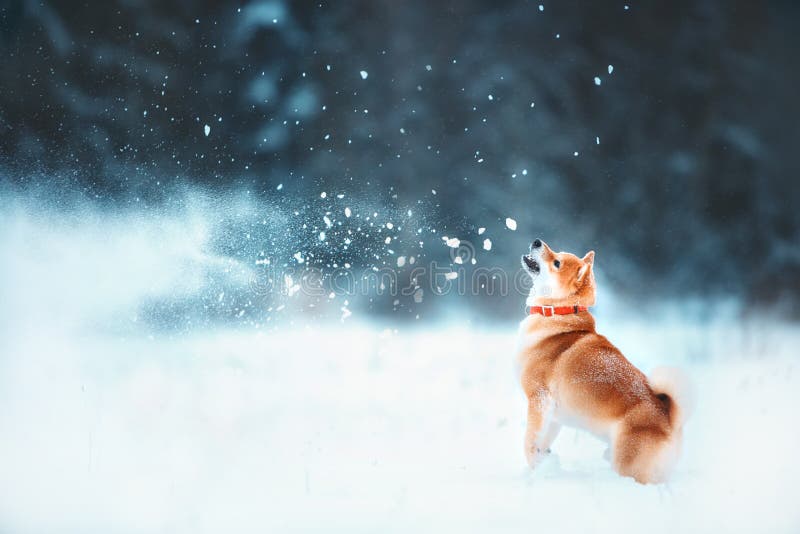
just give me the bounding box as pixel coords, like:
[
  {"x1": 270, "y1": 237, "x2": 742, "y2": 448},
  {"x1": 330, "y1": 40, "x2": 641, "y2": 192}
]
[{"x1": 518, "y1": 240, "x2": 687, "y2": 484}]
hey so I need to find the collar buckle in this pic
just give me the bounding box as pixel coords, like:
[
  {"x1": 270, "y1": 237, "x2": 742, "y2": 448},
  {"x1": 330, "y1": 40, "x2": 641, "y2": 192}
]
[{"x1": 542, "y1": 305, "x2": 555, "y2": 317}]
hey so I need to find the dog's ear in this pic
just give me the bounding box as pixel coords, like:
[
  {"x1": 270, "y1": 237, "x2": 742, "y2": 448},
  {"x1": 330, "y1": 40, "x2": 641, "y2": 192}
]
[{"x1": 577, "y1": 251, "x2": 595, "y2": 283}]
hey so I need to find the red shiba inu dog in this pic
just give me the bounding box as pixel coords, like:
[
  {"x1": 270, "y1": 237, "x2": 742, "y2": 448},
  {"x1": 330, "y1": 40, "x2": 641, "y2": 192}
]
[{"x1": 518, "y1": 239, "x2": 691, "y2": 484}]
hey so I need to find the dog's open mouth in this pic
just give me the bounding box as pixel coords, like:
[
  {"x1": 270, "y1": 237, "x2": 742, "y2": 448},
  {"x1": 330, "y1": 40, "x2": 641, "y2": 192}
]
[{"x1": 522, "y1": 255, "x2": 540, "y2": 274}]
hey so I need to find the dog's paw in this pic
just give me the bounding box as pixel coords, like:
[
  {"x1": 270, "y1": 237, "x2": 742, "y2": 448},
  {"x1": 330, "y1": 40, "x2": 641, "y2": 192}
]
[
  {"x1": 525, "y1": 446, "x2": 553, "y2": 468},
  {"x1": 524, "y1": 451, "x2": 563, "y2": 482}
]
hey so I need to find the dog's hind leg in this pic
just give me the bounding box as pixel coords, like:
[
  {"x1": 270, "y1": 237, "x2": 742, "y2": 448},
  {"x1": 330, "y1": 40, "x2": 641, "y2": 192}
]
[
  {"x1": 612, "y1": 422, "x2": 670, "y2": 484},
  {"x1": 524, "y1": 390, "x2": 558, "y2": 468}
]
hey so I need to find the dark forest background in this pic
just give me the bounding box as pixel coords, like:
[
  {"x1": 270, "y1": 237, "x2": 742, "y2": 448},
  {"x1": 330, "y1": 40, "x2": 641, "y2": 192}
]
[{"x1": 1, "y1": 0, "x2": 799, "y2": 324}]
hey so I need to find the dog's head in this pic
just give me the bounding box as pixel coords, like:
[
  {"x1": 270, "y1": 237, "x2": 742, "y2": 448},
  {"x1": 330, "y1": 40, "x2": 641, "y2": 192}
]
[{"x1": 521, "y1": 239, "x2": 596, "y2": 305}]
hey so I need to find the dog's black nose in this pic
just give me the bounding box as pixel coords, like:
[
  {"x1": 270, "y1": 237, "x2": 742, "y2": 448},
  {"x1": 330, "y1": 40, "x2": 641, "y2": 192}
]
[{"x1": 532, "y1": 239, "x2": 542, "y2": 249}]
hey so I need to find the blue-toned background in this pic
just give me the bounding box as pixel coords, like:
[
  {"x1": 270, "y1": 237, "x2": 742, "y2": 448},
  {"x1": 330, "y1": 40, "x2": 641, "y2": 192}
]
[{"x1": 2, "y1": 0, "x2": 798, "y2": 326}]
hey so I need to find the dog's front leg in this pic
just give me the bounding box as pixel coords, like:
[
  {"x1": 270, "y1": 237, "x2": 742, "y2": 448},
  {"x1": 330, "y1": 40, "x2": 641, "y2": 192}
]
[{"x1": 524, "y1": 393, "x2": 556, "y2": 468}]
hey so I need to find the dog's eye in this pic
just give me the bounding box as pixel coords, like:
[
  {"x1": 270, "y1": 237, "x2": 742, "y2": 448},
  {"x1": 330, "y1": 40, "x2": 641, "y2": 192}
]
[{"x1": 553, "y1": 260, "x2": 561, "y2": 268}]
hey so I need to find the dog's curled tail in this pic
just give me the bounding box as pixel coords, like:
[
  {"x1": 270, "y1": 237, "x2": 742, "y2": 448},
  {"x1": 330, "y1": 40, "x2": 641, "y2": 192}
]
[{"x1": 648, "y1": 366, "x2": 695, "y2": 430}]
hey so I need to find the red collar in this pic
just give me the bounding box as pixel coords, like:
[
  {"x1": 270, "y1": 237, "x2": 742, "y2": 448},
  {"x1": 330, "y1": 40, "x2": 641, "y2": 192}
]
[{"x1": 529, "y1": 305, "x2": 589, "y2": 317}]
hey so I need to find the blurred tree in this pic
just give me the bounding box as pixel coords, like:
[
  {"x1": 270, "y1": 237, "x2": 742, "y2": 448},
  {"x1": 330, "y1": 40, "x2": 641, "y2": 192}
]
[{"x1": 0, "y1": 0, "x2": 798, "y2": 312}]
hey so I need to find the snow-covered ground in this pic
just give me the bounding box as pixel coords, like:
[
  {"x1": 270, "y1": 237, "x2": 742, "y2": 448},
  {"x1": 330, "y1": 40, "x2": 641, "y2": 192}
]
[
  {"x1": 1, "y1": 322, "x2": 799, "y2": 533},
  {"x1": 1, "y1": 200, "x2": 799, "y2": 532}
]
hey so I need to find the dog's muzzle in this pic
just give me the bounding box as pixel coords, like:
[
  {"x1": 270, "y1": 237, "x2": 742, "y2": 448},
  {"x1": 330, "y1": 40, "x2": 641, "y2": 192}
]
[
  {"x1": 522, "y1": 239, "x2": 544, "y2": 274},
  {"x1": 521, "y1": 254, "x2": 540, "y2": 274}
]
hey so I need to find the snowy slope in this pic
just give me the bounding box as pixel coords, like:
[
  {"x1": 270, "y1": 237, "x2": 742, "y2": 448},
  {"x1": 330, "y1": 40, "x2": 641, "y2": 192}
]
[{"x1": 1, "y1": 324, "x2": 798, "y2": 533}]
